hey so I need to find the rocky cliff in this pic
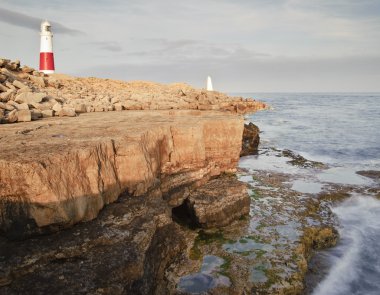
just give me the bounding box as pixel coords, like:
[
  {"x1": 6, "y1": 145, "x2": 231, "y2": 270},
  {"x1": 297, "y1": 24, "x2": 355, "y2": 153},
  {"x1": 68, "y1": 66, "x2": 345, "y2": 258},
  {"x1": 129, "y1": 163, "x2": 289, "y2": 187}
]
[
  {"x1": 0, "y1": 58, "x2": 263, "y2": 294},
  {"x1": 0, "y1": 110, "x2": 245, "y2": 239}
]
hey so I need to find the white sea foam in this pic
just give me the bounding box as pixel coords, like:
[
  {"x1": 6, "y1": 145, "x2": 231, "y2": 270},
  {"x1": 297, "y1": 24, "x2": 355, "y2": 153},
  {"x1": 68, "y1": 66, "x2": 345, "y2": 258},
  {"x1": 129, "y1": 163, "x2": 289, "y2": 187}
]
[{"x1": 313, "y1": 196, "x2": 380, "y2": 295}]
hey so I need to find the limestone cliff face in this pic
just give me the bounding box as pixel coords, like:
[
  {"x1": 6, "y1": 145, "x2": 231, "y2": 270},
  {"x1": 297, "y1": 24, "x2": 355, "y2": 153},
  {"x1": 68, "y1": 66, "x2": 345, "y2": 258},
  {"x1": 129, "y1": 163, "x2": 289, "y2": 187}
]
[{"x1": 0, "y1": 110, "x2": 243, "y2": 238}]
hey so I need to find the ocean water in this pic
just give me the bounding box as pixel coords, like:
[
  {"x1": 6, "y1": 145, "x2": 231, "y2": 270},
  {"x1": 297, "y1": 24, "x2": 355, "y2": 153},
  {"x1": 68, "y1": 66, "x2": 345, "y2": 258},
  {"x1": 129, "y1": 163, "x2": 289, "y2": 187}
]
[{"x1": 238, "y1": 93, "x2": 380, "y2": 295}]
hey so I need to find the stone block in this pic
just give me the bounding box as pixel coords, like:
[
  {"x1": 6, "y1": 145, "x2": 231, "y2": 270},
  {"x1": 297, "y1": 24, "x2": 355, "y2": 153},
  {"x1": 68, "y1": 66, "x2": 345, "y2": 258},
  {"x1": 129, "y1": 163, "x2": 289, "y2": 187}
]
[
  {"x1": 15, "y1": 92, "x2": 46, "y2": 104},
  {"x1": 29, "y1": 75, "x2": 46, "y2": 88},
  {"x1": 74, "y1": 103, "x2": 87, "y2": 113},
  {"x1": 7, "y1": 109, "x2": 17, "y2": 123},
  {"x1": 17, "y1": 110, "x2": 32, "y2": 122},
  {"x1": 13, "y1": 80, "x2": 26, "y2": 89},
  {"x1": 0, "y1": 102, "x2": 14, "y2": 111},
  {"x1": 31, "y1": 110, "x2": 42, "y2": 120},
  {"x1": 41, "y1": 110, "x2": 54, "y2": 117},
  {"x1": 52, "y1": 103, "x2": 62, "y2": 112},
  {"x1": 15, "y1": 103, "x2": 29, "y2": 110},
  {"x1": 58, "y1": 107, "x2": 76, "y2": 117}
]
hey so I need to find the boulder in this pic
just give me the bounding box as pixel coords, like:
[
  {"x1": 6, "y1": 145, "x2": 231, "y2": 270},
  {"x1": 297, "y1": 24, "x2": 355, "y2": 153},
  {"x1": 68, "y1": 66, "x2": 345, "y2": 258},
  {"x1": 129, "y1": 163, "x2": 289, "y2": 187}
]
[
  {"x1": 17, "y1": 110, "x2": 32, "y2": 122},
  {"x1": 74, "y1": 103, "x2": 87, "y2": 113},
  {"x1": 41, "y1": 110, "x2": 54, "y2": 117},
  {"x1": 240, "y1": 122, "x2": 260, "y2": 156},
  {"x1": 0, "y1": 84, "x2": 9, "y2": 92},
  {"x1": 31, "y1": 110, "x2": 42, "y2": 120},
  {"x1": 21, "y1": 66, "x2": 34, "y2": 74},
  {"x1": 52, "y1": 103, "x2": 62, "y2": 113},
  {"x1": 5, "y1": 82, "x2": 16, "y2": 90},
  {"x1": 31, "y1": 102, "x2": 52, "y2": 111},
  {"x1": 7, "y1": 109, "x2": 17, "y2": 123},
  {"x1": 57, "y1": 107, "x2": 76, "y2": 117},
  {"x1": 15, "y1": 92, "x2": 46, "y2": 104},
  {"x1": 114, "y1": 103, "x2": 123, "y2": 111},
  {"x1": 17, "y1": 86, "x2": 32, "y2": 94},
  {"x1": 29, "y1": 75, "x2": 46, "y2": 88},
  {"x1": 0, "y1": 90, "x2": 15, "y2": 101},
  {"x1": 0, "y1": 102, "x2": 14, "y2": 111},
  {"x1": 0, "y1": 74, "x2": 6, "y2": 83},
  {"x1": 15, "y1": 103, "x2": 29, "y2": 110},
  {"x1": 176, "y1": 176, "x2": 250, "y2": 228},
  {"x1": 13, "y1": 80, "x2": 26, "y2": 89}
]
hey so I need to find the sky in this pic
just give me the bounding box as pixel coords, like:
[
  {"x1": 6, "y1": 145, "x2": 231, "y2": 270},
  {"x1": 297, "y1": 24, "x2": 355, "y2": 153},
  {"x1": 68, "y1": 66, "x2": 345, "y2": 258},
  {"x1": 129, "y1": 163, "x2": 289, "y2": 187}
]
[{"x1": 0, "y1": 0, "x2": 379, "y2": 92}]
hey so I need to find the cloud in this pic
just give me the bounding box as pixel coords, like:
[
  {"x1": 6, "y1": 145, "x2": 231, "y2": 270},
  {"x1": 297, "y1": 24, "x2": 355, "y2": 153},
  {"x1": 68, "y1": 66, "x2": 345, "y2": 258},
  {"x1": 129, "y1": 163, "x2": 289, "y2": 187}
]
[
  {"x1": 90, "y1": 41, "x2": 123, "y2": 52},
  {"x1": 126, "y1": 38, "x2": 270, "y2": 64},
  {"x1": 0, "y1": 7, "x2": 83, "y2": 35}
]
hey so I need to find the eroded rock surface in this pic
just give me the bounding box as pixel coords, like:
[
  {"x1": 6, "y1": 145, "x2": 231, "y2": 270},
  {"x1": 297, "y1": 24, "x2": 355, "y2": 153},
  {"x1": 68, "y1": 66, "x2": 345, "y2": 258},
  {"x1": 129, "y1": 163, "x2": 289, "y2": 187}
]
[
  {"x1": 0, "y1": 192, "x2": 189, "y2": 294},
  {"x1": 240, "y1": 122, "x2": 260, "y2": 156},
  {"x1": 185, "y1": 175, "x2": 250, "y2": 228},
  {"x1": 0, "y1": 110, "x2": 244, "y2": 239}
]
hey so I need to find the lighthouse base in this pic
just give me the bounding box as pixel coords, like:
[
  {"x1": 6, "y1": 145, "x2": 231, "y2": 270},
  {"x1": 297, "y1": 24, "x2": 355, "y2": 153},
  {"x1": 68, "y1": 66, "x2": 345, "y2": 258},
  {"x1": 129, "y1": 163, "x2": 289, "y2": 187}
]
[{"x1": 40, "y1": 69, "x2": 55, "y2": 74}]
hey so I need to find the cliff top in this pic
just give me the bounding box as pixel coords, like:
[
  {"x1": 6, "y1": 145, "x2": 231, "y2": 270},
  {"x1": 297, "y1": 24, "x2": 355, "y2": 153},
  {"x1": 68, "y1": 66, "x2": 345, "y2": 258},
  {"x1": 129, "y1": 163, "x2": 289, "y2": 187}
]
[{"x1": 0, "y1": 58, "x2": 266, "y2": 124}]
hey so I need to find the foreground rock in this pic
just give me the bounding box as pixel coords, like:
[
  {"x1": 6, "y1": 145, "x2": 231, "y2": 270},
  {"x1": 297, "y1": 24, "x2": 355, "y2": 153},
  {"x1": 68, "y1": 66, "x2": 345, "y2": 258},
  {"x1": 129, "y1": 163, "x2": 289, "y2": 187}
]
[
  {"x1": 0, "y1": 110, "x2": 244, "y2": 239},
  {"x1": 184, "y1": 176, "x2": 250, "y2": 228},
  {"x1": 0, "y1": 58, "x2": 267, "y2": 124},
  {"x1": 0, "y1": 193, "x2": 188, "y2": 294}
]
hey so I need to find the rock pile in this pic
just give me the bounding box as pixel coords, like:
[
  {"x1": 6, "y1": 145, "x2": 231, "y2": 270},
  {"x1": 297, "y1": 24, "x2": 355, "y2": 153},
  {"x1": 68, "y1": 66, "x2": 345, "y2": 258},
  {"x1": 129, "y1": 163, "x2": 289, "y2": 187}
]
[{"x1": 0, "y1": 58, "x2": 267, "y2": 124}]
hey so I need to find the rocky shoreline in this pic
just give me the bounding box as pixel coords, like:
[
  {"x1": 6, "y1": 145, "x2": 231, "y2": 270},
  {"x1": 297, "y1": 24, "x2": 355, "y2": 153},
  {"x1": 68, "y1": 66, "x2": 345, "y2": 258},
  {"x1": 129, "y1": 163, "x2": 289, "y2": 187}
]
[
  {"x1": 0, "y1": 57, "x2": 266, "y2": 294},
  {"x1": 1, "y1": 58, "x2": 370, "y2": 294}
]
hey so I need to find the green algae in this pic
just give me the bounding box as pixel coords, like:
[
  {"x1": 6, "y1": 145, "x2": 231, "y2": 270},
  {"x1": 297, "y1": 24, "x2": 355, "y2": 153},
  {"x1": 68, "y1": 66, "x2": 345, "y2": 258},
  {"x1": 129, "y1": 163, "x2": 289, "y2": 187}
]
[{"x1": 190, "y1": 230, "x2": 227, "y2": 260}]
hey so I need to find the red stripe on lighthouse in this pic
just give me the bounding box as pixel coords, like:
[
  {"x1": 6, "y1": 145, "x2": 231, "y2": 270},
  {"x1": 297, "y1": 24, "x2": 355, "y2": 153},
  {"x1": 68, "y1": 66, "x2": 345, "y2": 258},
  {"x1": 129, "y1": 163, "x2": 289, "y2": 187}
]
[{"x1": 39, "y1": 52, "x2": 55, "y2": 71}]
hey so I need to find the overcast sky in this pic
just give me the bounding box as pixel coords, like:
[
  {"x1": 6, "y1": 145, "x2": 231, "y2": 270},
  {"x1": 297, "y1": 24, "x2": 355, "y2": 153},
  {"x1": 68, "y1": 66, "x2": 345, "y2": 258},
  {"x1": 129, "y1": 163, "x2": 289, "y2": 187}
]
[{"x1": 1, "y1": 0, "x2": 379, "y2": 92}]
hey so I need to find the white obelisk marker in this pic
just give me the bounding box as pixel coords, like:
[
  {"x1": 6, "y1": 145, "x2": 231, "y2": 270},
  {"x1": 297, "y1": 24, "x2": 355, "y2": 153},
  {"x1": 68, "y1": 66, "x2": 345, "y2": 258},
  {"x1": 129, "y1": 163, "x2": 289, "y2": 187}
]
[
  {"x1": 207, "y1": 76, "x2": 213, "y2": 91},
  {"x1": 39, "y1": 20, "x2": 55, "y2": 74}
]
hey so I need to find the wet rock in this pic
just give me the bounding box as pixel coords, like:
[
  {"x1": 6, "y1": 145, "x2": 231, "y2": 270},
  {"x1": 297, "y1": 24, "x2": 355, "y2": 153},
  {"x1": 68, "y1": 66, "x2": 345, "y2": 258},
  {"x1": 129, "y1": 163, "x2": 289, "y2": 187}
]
[
  {"x1": 301, "y1": 226, "x2": 339, "y2": 257},
  {"x1": 183, "y1": 175, "x2": 250, "y2": 228},
  {"x1": 240, "y1": 122, "x2": 260, "y2": 156},
  {"x1": 356, "y1": 170, "x2": 380, "y2": 180},
  {"x1": 0, "y1": 194, "x2": 187, "y2": 294}
]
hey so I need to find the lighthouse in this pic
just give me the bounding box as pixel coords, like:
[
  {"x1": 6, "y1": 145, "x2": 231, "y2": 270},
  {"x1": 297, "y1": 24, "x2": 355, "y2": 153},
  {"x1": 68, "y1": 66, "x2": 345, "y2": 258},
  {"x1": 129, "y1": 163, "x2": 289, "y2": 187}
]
[
  {"x1": 206, "y1": 76, "x2": 213, "y2": 91},
  {"x1": 39, "y1": 20, "x2": 55, "y2": 74}
]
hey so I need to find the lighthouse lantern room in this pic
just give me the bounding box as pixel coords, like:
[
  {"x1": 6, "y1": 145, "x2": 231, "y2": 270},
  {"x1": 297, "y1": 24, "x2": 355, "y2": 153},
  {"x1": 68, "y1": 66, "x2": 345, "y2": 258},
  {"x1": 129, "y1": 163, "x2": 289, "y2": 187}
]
[{"x1": 39, "y1": 20, "x2": 55, "y2": 74}]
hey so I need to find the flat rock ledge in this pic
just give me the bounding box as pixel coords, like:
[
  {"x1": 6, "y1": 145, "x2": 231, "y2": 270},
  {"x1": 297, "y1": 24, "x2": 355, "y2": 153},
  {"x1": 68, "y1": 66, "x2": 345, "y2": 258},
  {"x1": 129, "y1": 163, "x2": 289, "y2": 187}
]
[{"x1": 0, "y1": 110, "x2": 246, "y2": 239}]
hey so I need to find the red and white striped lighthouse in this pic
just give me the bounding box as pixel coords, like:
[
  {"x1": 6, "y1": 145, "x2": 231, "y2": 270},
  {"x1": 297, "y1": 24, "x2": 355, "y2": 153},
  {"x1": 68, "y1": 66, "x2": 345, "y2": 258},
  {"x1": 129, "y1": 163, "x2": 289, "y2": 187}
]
[{"x1": 39, "y1": 20, "x2": 55, "y2": 74}]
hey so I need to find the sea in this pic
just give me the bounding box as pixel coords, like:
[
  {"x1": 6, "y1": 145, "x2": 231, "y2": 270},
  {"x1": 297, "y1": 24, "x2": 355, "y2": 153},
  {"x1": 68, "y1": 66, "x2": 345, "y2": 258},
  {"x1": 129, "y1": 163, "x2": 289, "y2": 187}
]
[{"x1": 237, "y1": 93, "x2": 380, "y2": 295}]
